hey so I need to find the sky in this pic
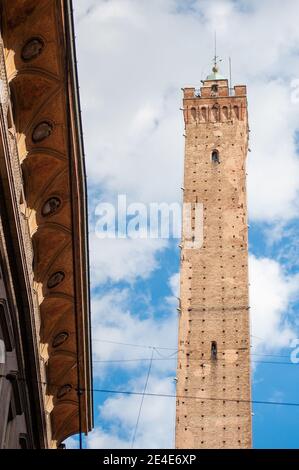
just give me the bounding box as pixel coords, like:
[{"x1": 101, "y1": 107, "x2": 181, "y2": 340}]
[{"x1": 68, "y1": 0, "x2": 299, "y2": 448}]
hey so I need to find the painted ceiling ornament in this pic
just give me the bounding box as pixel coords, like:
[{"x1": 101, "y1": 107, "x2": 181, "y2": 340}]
[
  {"x1": 47, "y1": 271, "x2": 65, "y2": 289},
  {"x1": 21, "y1": 37, "x2": 44, "y2": 61},
  {"x1": 32, "y1": 121, "x2": 53, "y2": 143},
  {"x1": 57, "y1": 384, "x2": 72, "y2": 399},
  {"x1": 52, "y1": 332, "x2": 69, "y2": 349},
  {"x1": 42, "y1": 197, "x2": 61, "y2": 217}
]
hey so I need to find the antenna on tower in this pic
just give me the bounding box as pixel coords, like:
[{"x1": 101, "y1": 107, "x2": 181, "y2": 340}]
[
  {"x1": 229, "y1": 57, "x2": 232, "y2": 93},
  {"x1": 214, "y1": 31, "x2": 217, "y2": 68},
  {"x1": 212, "y1": 31, "x2": 222, "y2": 71}
]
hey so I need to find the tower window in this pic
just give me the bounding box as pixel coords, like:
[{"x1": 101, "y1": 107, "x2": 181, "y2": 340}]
[
  {"x1": 211, "y1": 105, "x2": 220, "y2": 122},
  {"x1": 222, "y1": 106, "x2": 229, "y2": 120},
  {"x1": 211, "y1": 341, "x2": 217, "y2": 360},
  {"x1": 233, "y1": 105, "x2": 239, "y2": 119},
  {"x1": 211, "y1": 150, "x2": 220, "y2": 164},
  {"x1": 191, "y1": 107, "x2": 197, "y2": 121}
]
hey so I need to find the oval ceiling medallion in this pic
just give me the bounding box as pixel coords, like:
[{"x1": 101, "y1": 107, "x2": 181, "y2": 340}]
[
  {"x1": 52, "y1": 332, "x2": 69, "y2": 349},
  {"x1": 41, "y1": 197, "x2": 61, "y2": 217},
  {"x1": 57, "y1": 384, "x2": 72, "y2": 399},
  {"x1": 47, "y1": 271, "x2": 65, "y2": 289},
  {"x1": 32, "y1": 121, "x2": 53, "y2": 143},
  {"x1": 21, "y1": 37, "x2": 44, "y2": 61}
]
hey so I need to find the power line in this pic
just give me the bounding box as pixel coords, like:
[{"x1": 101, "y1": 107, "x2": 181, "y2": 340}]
[
  {"x1": 91, "y1": 388, "x2": 299, "y2": 408},
  {"x1": 252, "y1": 353, "x2": 290, "y2": 359},
  {"x1": 251, "y1": 360, "x2": 293, "y2": 365},
  {"x1": 92, "y1": 338, "x2": 176, "y2": 351},
  {"x1": 131, "y1": 349, "x2": 154, "y2": 449},
  {"x1": 91, "y1": 337, "x2": 294, "y2": 360},
  {"x1": 3, "y1": 373, "x2": 299, "y2": 408},
  {"x1": 93, "y1": 357, "x2": 298, "y2": 366},
  {"x1": 153, "y1": 349, "x2": 178, "y2": 359},
  {"x1": 93, "y1": 358, "x2": 176, "y2": 363}
]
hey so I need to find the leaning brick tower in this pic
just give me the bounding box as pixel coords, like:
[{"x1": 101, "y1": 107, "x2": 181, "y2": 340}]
[{"x1": 175, "y1": 64, "x2": 252, "y2": 449}]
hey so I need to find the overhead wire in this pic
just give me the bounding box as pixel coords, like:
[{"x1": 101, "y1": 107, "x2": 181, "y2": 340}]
[
  {"x1": 91, "y1": 388, "x2": 299, "y2": 408},
  {"x1": 92, "y1": 338, "x2": 176, "y2": 351},
  {"x1": 92, "y1": 357, "x2": 298, "y2": 366},
  {"x1": 91, "y1": 337, "x2": 295, "y2": 360},
  {"x1": 3, "y1": 373, "x2": 299, "y2": 408},
  {"x1": 131, "y1": 348, "x2": 154, "y2": 449}
]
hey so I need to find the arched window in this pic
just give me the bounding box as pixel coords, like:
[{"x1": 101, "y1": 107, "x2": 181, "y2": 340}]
[
  {"x1": 233, "y1": 105, "x2": 239, "y2": 119},
  {"x1": 222, "y1": 106, "x2": 228, "y2": 121},
  {"x1": 211, "y1": 105, "x2": 220, "y2": 122},
  {"x1": 190, "y1": 107, "x2": 197, "y2": 121},
  {"x1": 211, "y1": 149, "x2": 220, "y2": 164},
  {"x1": 211, "y1": 341, "x2": 217, "y2": 360},
  {"x1": 201, "y1": 107, "x2": 207, "y2": 122}
]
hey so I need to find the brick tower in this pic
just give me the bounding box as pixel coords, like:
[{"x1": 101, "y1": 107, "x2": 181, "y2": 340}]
[{"x1": 175, "y1": 64, "x2": 252, "y2": 449}]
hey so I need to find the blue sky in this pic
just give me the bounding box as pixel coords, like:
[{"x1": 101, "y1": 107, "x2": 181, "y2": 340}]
[
  {"x1": 68, "y1": 0, "x2": 299, "y2": 448},
  {"x1": 250, "y1": 222, "x2": 299, "y2": 448}
]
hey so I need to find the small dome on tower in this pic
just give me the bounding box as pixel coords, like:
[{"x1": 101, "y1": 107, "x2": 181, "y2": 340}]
[{"x1": 206, "y1": 64, "x2": 225, "y2": 81}]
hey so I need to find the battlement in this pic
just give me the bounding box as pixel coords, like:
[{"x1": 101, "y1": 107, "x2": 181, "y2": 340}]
[{"x1": 183, "y1": 82, "x2": 247, "y2": 100}]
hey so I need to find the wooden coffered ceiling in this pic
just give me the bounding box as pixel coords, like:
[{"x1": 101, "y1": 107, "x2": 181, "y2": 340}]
[{"x1": 1, "y1": 0, "x2": 93, "y2": 445}]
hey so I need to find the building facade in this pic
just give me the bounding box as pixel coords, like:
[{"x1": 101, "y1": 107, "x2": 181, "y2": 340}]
[
  {"x1": 176, "y1": 66, "x2": 252, "y2": 448},
  {"x1": 0, "y1": 0, "x2": 92, "y2": 448}
]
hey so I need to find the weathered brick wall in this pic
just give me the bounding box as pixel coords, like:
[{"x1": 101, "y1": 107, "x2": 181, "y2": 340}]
[{"x1": 175, "y1": 79, "x2": 252, "y2": 449}]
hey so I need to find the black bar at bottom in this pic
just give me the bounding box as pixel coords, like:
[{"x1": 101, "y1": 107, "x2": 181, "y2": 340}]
[{"x1": 0, "y1": 449, "x2": 299, "y2": 467}]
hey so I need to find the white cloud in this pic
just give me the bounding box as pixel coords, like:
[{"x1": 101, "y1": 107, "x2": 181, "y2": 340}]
[
  {"x1": 89, "y1": 272, "x2": 178, "y2": 448},
  {"x1": 89, "y1": 233, "x2": 168, "y2": 285},
  {"x1": 75, "y1": 0, "x2": 299, "y2": 221},
  {"x1": 168, "y1": 272, "x2": 180, "y2": 297},
  {"x1": 87, "y1": 375, "x2": 176, "y2": 449},
  {"x1": 64, "y1": 436, "x2": 79, "y2": 449},
  {"x1": 247, "y1": 81, "x2": 299, "y2": 221},
  {"x1": 249, "y1": 254, "x2": 299, "y2": 353},
  {"x1": 92, "y1": 287, "x2": 178, "y2": 378},
  {"x1": 165, "y1": 272, "x2": 180, "y2": 308},
  {"x1": 87, "y1": 428, "x2": 129, "y2": 449}
]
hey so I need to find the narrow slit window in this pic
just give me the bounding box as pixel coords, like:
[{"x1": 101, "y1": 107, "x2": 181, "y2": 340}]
[
  {"x1": 211, "y1": 150, "x2": 220, "y2": 164},
  {"x1": 211, "y1": 341, "x2": 217, "y2": 360}
]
